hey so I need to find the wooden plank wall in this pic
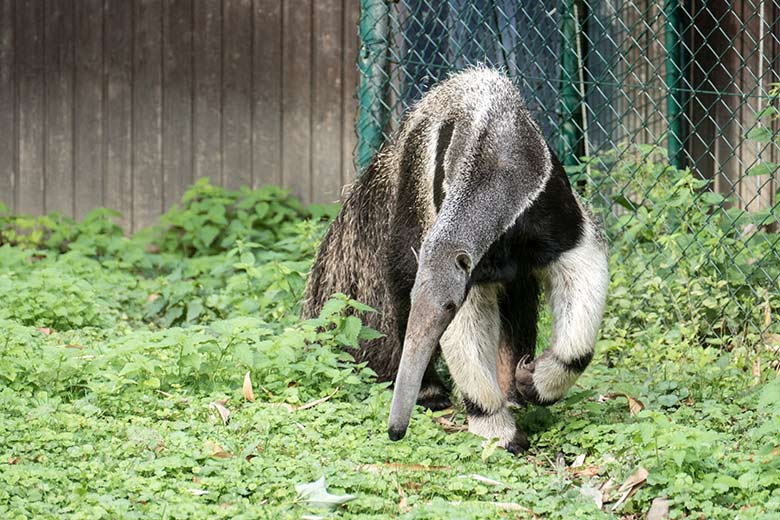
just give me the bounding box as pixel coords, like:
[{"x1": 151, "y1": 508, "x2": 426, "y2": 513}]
[
  {"x1": 612, "y1": 0, "x2": 776, "y2": 211},
  {"x1": 0, "y1": 0, "x2": 360, "y2": 231},
  {"x1": 688, "y1": 0, "x2": 777, "y2": 210}
]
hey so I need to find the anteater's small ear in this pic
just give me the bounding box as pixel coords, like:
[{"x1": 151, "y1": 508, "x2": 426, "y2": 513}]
[{"x1": 455, "y1": 251, "x2": 472, "y2": 274}]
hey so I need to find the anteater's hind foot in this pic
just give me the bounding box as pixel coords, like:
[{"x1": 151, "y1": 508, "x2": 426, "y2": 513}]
[
  {"x1": 416, "y1": 382, "x2": 451, "y2": 411},
  {"x1": 416, "y1": 363, "x2": 451, "y2": 411}
]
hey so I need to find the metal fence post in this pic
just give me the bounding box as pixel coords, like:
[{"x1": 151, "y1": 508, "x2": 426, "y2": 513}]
[
  {"x1": 665, "y1": 0, "x2": 685, "y2": 169},
  {"x1": 559, "y1": 0, "x2": 585, "y2": 166},
  {"x1": 357, "y1": 0, "x2": 390, "y2": 173}
]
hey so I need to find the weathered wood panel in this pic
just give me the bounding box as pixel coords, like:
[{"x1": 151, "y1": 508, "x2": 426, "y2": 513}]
[
  {"x1": 74, "y1": 0, "x2": 104, "y2": 219},
  {"x1": 132, "y1": 0, "x2": 163, "y2": 230},
  {"x1": 312, "y1": 0, "x2": 343, "y2": 203},
  {"x1": 0, "y1": 0, "x2": 360, "y2": 230},
  {"x1": 223, "y1": 0, "x2": 253, "y2": 190},
  {"x1": 341, "y1": 0, "x2": 359, "y2": 190},
  {"x1": 43, "y1": 0, "x2": 74, "y2": 217},
  {"x1": 16, "y1": 0, "x2": 45, "y2": 215},
  {"x1": 163, "y1": 0, "x2": 194, "y2": 208},
  {"x1": 104, "y1": 0, "x2": 134, "y2": 230},
  {"x1": 0, "y1": 0, "x2": 15, "y2": 210},
  {"x1": 193, "y1": 0, "x2": 223, "y2": 185},
  {"x1": 253, "y1": 0, "x2": 282, "y2": 188},
  {"x1": 282, "y1": 0, "x2": 312, "y2": 202}
]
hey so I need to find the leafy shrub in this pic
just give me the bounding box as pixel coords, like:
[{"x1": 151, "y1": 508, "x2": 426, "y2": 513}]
[
  {"x1": 0, "y1": 294, "x2": 378, "y2": 405},
  {"x1": 571, "y1": 145, "x2": 780, "y2": 341},
  {"x1": 1, "y1": 175, "x2": 778, "y2": 519},
  {"x1": 0, "y1": 266, "x2": 117, "y2": 330},
  {"x1": 151, "y1": 178, "x2": 323, "y2": 257}
]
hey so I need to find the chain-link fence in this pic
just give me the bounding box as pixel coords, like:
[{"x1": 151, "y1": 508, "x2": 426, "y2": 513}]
[{"x1": 356, "y1": 0, "x2": 780, "y2": 340}]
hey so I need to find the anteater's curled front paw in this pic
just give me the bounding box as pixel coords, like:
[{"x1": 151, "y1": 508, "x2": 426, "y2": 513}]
[{"x1": 515, "y1": 354, "x2": 558, "y2": 406}]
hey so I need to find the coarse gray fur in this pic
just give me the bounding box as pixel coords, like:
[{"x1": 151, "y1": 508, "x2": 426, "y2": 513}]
[{"x1": 302, "y1": 66, "x2": 608, "y2": 453}]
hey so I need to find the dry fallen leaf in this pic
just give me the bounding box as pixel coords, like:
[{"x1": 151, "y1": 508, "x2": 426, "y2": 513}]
[
  {"x1": 8, "y1": 457, "x2": 19, "y2": 465},
  {"x1": 612, "y1": 466, "x2": 649, "y2": 511},
  {"x1": 579, "y1": 484, "x2": 604, "y2": 509},
  {"x1": 449, "y1": 501, "x2": 537, "y2": 515},
  {"x1": 63, "y1": 344, "x2": 85, "y2": 349},
  {"x1": 395, "y1": 480, "x2": 410, "y2": 513},
  {"x1": 187, "y1": 488, "x2": 209, "y2": 496},
  {"x1": 209, "y1": 400, "x2": 230, "y2": 425},
  {"x1": 434, "y1": 414, "x2": 468, "y2": 433},
  {"x1": 571, "y1": 453, "x2": 587, "y2": 468},
  {"x1": 600, "y1": 393, "x2": 645, "y2": 416},
  {"x1": 357, "y1": 462, "x2": 451, "y2": 473},
  {"x1": 296, "y1": 388, "x2": 339, "y2": 410},
  {"x1": 37, "y1": 327, "x2": 53, "y2": 335},
  {"x1": 646, "y1": 496, "x2": 670, "y2": 520},
  {"x1": 765, "y1": 298, "x2": 772, "y2": 328},
  {"x1": 466, "y1": 474, "x2": 506, "y2": 487},
  {"x1": 599, "y1": 478, "x2": 617, "y2": 503},
  {"x1": 204, "y1": 440, "x2": 231, "y2": 459},
  {"x1": 242, "y1": 372, "x2": 255, "y2": 402},
  {"x1": 571, "y1": 465, "x2": 601, "y2": 478},
  {"x1": 295, "y1": 476, "x2": 355, "y2": 510},
  {"x1": 147, "y1": 293, "x2": 160, "y2": 303}
]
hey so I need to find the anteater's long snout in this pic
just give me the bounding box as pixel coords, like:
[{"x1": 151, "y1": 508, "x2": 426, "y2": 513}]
[{"x1": 387, "y1": 275, "x2": 460, "y2": 441}]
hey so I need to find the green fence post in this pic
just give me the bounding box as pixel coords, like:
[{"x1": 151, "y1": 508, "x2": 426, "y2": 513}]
[
  {"x1": 357, "y1": 0, "x2": 390, "y2": 173},
  {"x1": 559, "y1": 0, "x2": 585, "y2": 166},
  {"x1": 665, "y1": 0, "x2": 685, "y2": 169}
]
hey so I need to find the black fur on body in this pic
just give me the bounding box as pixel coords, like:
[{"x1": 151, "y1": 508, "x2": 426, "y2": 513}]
[{"x1": 302, "y1": 67, "x2": 608, "y2": 453}]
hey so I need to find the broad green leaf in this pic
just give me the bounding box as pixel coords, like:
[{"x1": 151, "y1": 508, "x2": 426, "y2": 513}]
[{"x1": 746, "y1": 127, "x2": 773, "y2": 142}]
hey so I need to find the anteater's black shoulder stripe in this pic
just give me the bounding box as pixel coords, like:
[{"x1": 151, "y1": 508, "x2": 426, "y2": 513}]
[{"x1": 433, "y1": 120, "x2": 454, "y2": 211}]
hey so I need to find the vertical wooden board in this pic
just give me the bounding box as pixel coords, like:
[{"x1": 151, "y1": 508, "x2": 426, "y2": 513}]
[
  {"x1": 715, "y1": 7, "x2": 741, "y2": 199},
  {"x1": 193, "y1": 0, "x2": 222, "y2": 185},
  {"x1": 0, "y1": 0, "x2": 16, "y2": 211},
  {"x1": 163, "y1": 0, "x2": 193, "y2": 209},
  {"x1": 104, "y1": 0, "x2": 133, "y2": 230},
  {"x1": 16, "y1": 0, "x2": 45, "y2": 215},
  {"x1": 252, "y1": 0, "x2": 282, "y2": 188},
  {"x1": 222, "y1": 0, "x2": 252, "y2": 189},
  {"x1": 341, "y1": 0, "x2": 359, "y2": 188},
  {"x1": 739, "y1": 0, "x2": 773, "y2": 211},
  {"x1": 74, "y1": 0, "x2": 104, "y2": 219},
  {"x1": 282, "y1": 0, "x2": 312, "y2": 203},
  {"x1": 311, "y1": 0, "x2": 342, "y2": 203},
  {"x1": 688, "y1": 0, "x2": 717, "y2": 183},
  {"x1": 133, "y1": 0, "x2": 163, "y2": 230},
  {"x1": 647, "y1": 2, "x2": 666, "y2": 145},
  {"x1": 44, "y1": 0, "x2": 74, "y2": 217}
]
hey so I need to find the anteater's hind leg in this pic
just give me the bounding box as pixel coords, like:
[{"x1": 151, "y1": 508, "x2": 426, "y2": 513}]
[
  {"x1": 417, "y1": 355, "x2": 451, "y2": 411},
  {"x1": 439, "y1": 284, "x2": 528, "y2": 454},
  {"x1": 497, "y1": 273, "x2": 540, "y2": 407}
]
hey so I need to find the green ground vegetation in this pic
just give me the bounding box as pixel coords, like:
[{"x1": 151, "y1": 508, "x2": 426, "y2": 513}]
[{"x1": 0, "y1": 161, "x2": 779, "y2": 519}]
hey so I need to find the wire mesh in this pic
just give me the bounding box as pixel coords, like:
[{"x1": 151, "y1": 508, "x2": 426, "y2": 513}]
[{"x1": 356, "y1": 0, "x2": 780, "y2": 340}]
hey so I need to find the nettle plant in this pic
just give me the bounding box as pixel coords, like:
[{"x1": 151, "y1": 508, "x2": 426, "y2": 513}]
[
  {"x1": 151, "y1": 178, "x2": 336, "y2": 257},
  {"x1": 569, "y1": 144, "x2": 779, "y2": 344}
]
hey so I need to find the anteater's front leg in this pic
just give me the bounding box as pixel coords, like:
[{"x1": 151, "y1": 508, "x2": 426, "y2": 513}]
[
  {"x1": 439, "y1": 284, "x2": 528, "y2": 453},
  {"x1": 515, "y1": 225, "x2": 608, "y2": 405}
]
